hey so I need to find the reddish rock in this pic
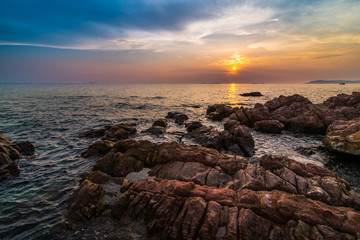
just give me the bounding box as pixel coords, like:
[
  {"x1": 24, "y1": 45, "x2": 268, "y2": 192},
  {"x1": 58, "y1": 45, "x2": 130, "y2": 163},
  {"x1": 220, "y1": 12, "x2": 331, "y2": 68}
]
[
  {"x1": 323, "y1": 119, "x2": 360, "y2": 156},
  {"x1": 254, "y1": 120, "x2": 284, "y2": 134},
  {"x1": 105, "y1": 124, "x2": 137, "y2": 140},
  {"x1": 110, "y1": 178, "x2": 360, "y2": 239},
  {"x1": 206, "y1": 104, "x2": 233, "y2": 121},
  {"x1": 81, "y1": 140, "x2": 114, "y2": 158},
  {"x1": 66, "y1": 180, "x2": 105, "y2": 229}
]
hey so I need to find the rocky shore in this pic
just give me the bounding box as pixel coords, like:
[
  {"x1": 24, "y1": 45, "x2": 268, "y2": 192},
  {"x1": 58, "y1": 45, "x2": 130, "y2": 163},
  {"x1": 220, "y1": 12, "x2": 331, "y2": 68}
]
[{"x1": 60, "y1": 92, "x2": 360, "y2": 239}]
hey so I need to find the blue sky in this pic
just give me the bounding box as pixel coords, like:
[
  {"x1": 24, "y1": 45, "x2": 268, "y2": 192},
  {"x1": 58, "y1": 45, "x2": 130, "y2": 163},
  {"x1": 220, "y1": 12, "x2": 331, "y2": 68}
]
[{"x1": 1, "y1": 0, "x2": 359, "y2": 83}]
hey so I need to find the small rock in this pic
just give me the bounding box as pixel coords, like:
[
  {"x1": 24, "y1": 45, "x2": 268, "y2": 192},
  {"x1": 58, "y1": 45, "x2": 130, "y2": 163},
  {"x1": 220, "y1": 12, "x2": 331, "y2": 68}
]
[
  {"x1": 185, "y1": 121, "x2": 203, "y2": 132},
  {"x1": 143, "y1": 126, "x2": 166, "y2": 135},
  {"x1": 240, "y1": 92, "x2": 263, "y2": 97},
  {"x1": 152, "y1": 118, "x2": 168, "y2": 128},
  {"x1": 14, "y1": 141, "x2": 35, "y2": 155}
]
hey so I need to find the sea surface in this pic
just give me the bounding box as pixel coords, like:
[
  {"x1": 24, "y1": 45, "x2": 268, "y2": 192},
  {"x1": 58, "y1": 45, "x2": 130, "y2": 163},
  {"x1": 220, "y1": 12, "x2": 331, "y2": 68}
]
[{"x1": 1, "y1": 83, "x2": 360, "y2": 239}]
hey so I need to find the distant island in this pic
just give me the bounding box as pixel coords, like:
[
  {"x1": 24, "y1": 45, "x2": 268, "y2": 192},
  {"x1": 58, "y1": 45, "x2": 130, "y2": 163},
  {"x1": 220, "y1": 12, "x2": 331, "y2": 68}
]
[{"x1": 307, "y1": 80, "x2": 360, "y2": 84}]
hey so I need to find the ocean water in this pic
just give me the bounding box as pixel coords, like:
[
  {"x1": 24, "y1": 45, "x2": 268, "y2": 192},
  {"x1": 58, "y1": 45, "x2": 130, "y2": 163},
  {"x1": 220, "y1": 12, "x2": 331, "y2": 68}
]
[{"x1": 0, "y1": 83, "x2": 360, "y2": 239}]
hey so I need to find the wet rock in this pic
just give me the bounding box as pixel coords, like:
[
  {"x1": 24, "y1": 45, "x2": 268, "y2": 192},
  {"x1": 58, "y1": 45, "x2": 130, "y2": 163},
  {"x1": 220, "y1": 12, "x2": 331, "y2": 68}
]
[
  {"x1": 240, "y1": 91, "x2": 263, "y2": 97},
  {"x1": 0, "y1": 134, "x2": 21, "y2": 181},
  {"x1": 166, "y1": 112, "x2": 189, "y2": 125},
  {"x1": 254, "y1": 120, "x2": 285, "y2": 134},
  {"x1": 13, "y1": 141, "x2": 35, "y2": 155},
  {"x1": 323, "y1": 119, "x2": 360, "y2": 156},
  {"x1": 206, "y1": 104, "x2": 233, "y2": 121},
  {"x1": 152, "y1": 118, "x2": 168, "y2": 128},
  {"x1": 81, "y1": 140, "x2": 114, "y2": 158},
  {"x1": 105, "y1": 124, "x2": 137, "y2": 140},
  {"x1": 80, "y1": 128, "x2": 106, "y2": 138},
  {"x1": 185, "y1": 121, "x2": 203, "y2": 132},
  {"x1": 81, "y1": 123, "x2": 137, "y2": 141},
  {"x1": 143, "y1": 126, "x2": 166, "y2": 135},
  {"x1": 66, "y1": 179, "x2": 105, "y2": 229}
]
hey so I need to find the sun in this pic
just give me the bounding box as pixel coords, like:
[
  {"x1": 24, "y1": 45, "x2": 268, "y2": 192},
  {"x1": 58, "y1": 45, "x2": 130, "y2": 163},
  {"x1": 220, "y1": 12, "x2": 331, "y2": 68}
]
[{"x1": 232, "y1": 66, "x2": 237, "y2": 71}]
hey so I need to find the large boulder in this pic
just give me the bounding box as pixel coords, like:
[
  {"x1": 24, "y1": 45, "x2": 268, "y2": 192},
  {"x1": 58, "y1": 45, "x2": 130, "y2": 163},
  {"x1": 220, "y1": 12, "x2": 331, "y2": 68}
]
[
  {"x1": 323, "y1": 119, "x2": 360, "y2": 156},
  {"x1": 66, "y1": 180, "x2": 105, "y2": 229}
]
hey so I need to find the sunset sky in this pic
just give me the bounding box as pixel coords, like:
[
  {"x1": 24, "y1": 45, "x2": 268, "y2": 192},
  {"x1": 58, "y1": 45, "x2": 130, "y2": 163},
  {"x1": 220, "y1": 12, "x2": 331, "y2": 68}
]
[{"x1": 1, "y1": 0, "x2": 359, "y2": 83}]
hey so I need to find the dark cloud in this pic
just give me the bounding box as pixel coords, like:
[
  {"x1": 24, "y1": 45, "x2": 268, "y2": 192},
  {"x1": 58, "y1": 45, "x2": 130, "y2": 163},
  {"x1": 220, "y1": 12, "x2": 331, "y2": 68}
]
[{"x1": 0, "y1": 0, "x2": 241, "y2": 46}]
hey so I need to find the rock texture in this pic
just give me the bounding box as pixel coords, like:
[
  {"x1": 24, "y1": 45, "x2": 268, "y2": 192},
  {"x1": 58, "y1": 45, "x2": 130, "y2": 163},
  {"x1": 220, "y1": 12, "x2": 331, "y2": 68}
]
[
  {"x1": 0, "y1": 134, "x2": 34, "y2": 181},
  {"x1": 68, "y1": 139, "x2": 360, "y2": 239},
  {"x1": 254, "y1": 120, "x2": 285, "y2": 134},
  {"x1": 80, "y1": 123, "x2": 137, "y2": 140},
  {"x1": 226, "y1": 92, "x2": 360, "y2": 134},
  {"x1": 323, "y1": 118, "x2": 360, "y2": 156},
  {"x1": 188, "y1": 121, "x2": 254, "y2": 157}
]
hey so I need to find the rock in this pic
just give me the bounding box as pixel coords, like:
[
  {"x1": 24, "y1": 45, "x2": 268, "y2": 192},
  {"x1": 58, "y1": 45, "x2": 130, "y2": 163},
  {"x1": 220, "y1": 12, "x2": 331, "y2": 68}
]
[
  {"x1": 254, "y1": 120, "x2": 285, "y2": 134},
  {"x1": 185, "y1": 121, "x2": 203, "y2": 132},
  {"x1": 152, "y1": 118, "x2": 168, "y2": 128},
  {"x1": 80, "y1": 128, "x2": 106, "y2": 138},
  {"x1": 81, "y1": 140, "x2": 114, "y2": 158},
  {"x1": 105, "y1": 124, "x2": 137, "y2": 140},
  {"x1": 323, "y1": 119, "x2": 360, "y2": 156},
  {"x1": 69, "y1": 137, "x2": 360, "y2": 239},
  {"x1": 188, "y1": 122, "x2": 255, "y2": 157},
  {"x1": 66, "y1": 179, "x2": 105, "y2": 229},
  {"x1": 206, "y1": 104, "x2": 233, "y2": 121},
  {"x1": 13, "y1": 141, "x2": 35, "y2": 155},
  {"x1": 111, "y1": 177, "x2": 360, "y2": 239},
  {"x1": 0, "y1": 134, "x2": 21, "y2": 181},
  {"x1": 166, "y1": 112, "x2": 189, "y2": 125},
  {"x1": 143, "y1": 126, "x2": 166, "y2": 135},
  {"x1": 240, "y1": 92, "x2": 263, "y2": 97}
]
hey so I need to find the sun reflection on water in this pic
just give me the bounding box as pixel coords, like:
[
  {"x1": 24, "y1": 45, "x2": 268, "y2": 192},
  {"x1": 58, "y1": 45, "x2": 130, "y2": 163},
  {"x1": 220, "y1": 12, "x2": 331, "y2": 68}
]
[{"x1": 227, "y1": 83, "x2": 241, "y2": 107}]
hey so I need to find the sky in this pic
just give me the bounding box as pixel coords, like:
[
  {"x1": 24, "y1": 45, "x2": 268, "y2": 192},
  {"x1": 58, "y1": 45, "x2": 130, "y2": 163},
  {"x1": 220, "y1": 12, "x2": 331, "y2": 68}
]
[{"x1": 0, "y1": 0, "x2": 359, "y2": 83}]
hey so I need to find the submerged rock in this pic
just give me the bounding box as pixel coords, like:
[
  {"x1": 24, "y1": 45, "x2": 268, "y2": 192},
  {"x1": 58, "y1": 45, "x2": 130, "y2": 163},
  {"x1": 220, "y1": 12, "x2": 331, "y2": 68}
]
[{"x1": 323, "y1": 119, "x2": 360, "y2": 156}]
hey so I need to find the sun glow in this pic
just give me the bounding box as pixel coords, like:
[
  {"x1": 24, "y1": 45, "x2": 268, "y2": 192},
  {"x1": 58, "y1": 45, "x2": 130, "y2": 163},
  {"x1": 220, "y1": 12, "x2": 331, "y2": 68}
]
[{"x1": 232, "y1": 66, "x2": 237, "y2": 71}]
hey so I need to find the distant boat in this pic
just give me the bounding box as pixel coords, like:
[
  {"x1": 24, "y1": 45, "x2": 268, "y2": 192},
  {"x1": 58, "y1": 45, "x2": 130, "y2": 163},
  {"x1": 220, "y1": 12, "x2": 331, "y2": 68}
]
[{"x1": 339, "y1": 82, "x2": 346, "y2": 85}]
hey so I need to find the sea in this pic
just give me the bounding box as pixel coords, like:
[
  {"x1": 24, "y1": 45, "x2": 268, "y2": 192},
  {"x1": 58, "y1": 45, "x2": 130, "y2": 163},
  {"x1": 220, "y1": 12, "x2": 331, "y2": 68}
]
[{"x1": 1, "y1": 83, "x2": 360, "y2": 239}]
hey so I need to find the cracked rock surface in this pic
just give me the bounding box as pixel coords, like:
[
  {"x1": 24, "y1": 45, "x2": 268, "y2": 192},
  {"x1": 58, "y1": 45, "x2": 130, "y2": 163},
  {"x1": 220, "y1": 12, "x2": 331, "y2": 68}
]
[{"x1": 64, "y1": 139, "x2": 360, "y2": 239}]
